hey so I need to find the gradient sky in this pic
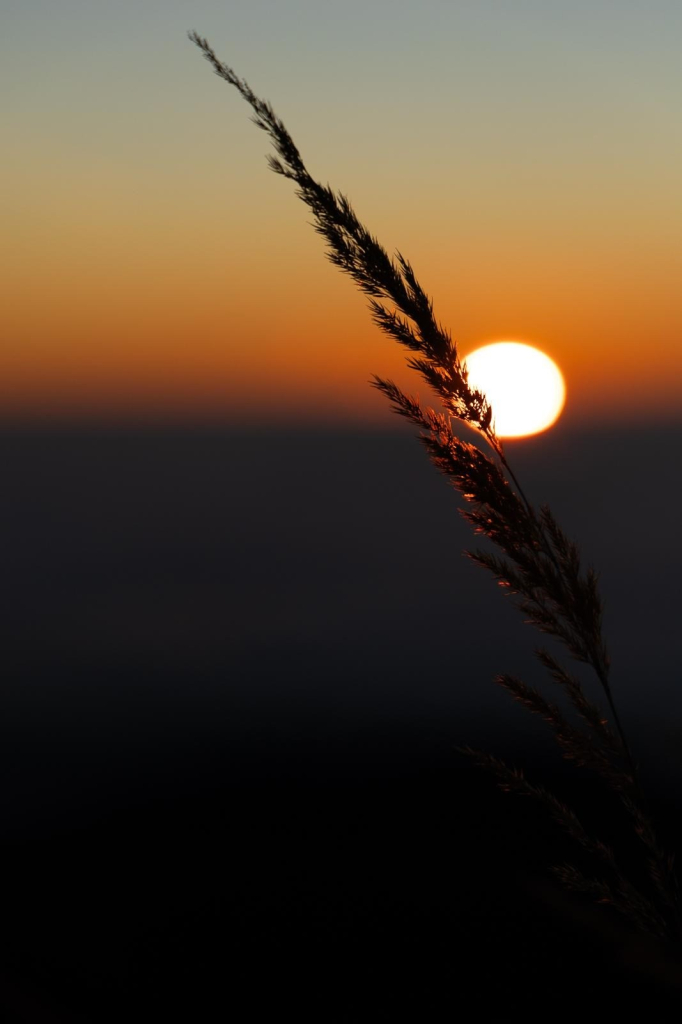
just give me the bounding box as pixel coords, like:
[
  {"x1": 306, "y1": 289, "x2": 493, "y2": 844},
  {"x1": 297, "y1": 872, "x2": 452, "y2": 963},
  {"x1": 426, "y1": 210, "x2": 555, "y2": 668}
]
[{"x1": 4, "y1": 0, "x2": 682, "y2": 426}]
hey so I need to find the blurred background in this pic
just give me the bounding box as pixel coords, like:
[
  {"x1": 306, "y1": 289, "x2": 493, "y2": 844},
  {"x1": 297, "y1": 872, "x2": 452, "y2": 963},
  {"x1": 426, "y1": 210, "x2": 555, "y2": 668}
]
[{"x1": 3, "y1": 1, "x2": 682, "y2": 1018}]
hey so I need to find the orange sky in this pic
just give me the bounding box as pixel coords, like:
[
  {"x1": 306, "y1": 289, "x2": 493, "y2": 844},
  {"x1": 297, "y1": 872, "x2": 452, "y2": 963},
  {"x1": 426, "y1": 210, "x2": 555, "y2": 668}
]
[{"x1": 4, "y1": 1, "x2": 682, "y2": 427}]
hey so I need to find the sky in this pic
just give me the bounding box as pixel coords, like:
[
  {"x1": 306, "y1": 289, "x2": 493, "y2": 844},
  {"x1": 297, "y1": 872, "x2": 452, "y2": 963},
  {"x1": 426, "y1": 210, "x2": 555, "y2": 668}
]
[
  {"x1": 4, "y1": 7, "x2": 682, "y2": 1009},
  {"x1": 4, "y1": 0, "x2": 682, "y2": 426}
]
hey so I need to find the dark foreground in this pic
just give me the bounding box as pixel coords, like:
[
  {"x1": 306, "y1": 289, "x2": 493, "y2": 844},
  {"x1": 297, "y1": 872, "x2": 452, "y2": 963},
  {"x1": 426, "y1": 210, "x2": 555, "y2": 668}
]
[{"x1": 2, "y1": 422, "x2": 682, "y2": 1019}]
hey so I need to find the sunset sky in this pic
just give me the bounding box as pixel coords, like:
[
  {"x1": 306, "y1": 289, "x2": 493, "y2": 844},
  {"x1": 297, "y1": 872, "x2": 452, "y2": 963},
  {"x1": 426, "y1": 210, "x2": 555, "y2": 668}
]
[
  {"x1": 4, "y1": 0, "x2": 682, "y2": 426},
  {"x1": 6, "y1": 7, "x2": 682, "y2": 1012}
]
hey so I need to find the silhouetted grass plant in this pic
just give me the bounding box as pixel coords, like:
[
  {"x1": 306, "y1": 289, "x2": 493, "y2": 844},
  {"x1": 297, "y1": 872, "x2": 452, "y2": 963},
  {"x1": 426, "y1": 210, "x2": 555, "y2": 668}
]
[{"x1": 189, "y1": 31, "x2": 681, "y2": 944}]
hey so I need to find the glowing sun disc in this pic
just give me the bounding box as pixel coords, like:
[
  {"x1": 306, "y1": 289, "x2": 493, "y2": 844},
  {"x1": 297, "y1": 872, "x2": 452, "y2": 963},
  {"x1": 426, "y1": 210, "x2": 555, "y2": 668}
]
[{"x1": 463, "y1": 342, "x2": 566, "y2": 438}]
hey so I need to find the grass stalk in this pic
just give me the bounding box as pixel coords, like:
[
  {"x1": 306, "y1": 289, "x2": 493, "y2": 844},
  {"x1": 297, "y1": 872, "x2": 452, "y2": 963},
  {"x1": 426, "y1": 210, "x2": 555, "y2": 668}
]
[{"x1": 189, "y1": 31, "x2": 681, "y2": 942}]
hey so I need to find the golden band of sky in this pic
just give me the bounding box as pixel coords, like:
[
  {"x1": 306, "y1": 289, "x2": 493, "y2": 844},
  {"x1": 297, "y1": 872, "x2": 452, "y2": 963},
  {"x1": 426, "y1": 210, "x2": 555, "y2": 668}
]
[{"x1": 4, "y1": 1, "x2": 682, "y2": 425}]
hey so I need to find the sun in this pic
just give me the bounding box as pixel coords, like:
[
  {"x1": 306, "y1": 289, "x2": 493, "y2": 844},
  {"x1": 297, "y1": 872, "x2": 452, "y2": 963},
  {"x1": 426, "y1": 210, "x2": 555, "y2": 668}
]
[{"x1": 463, "y1": 341, "x2": 566, "y2": 439}]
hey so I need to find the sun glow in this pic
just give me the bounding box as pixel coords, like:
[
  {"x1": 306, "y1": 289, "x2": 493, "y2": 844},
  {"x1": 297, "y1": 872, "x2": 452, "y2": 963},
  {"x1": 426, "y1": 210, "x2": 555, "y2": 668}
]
[{"x1": 463, "y1": 342, "x2": 566, "y2": 438}]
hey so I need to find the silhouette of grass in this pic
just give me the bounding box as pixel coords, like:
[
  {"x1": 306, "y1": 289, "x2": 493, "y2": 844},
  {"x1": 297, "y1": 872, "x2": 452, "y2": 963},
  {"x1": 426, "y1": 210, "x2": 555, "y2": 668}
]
[{"x1": 189, "y1": 31, "x2": 681, "y2": 943}]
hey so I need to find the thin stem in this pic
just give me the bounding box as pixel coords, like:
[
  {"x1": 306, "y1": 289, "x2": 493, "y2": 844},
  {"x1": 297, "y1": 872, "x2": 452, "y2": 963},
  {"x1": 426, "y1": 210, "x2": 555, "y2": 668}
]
[
  {"x1": 593, "y1": 665, "x2": 636, "y2": 775},
  {"x1": 498, "y1": 442, "x2": 638, "y2": 780},
  {"x1": 497, "y1": 448, "x2": 535, "y2": 523}
]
